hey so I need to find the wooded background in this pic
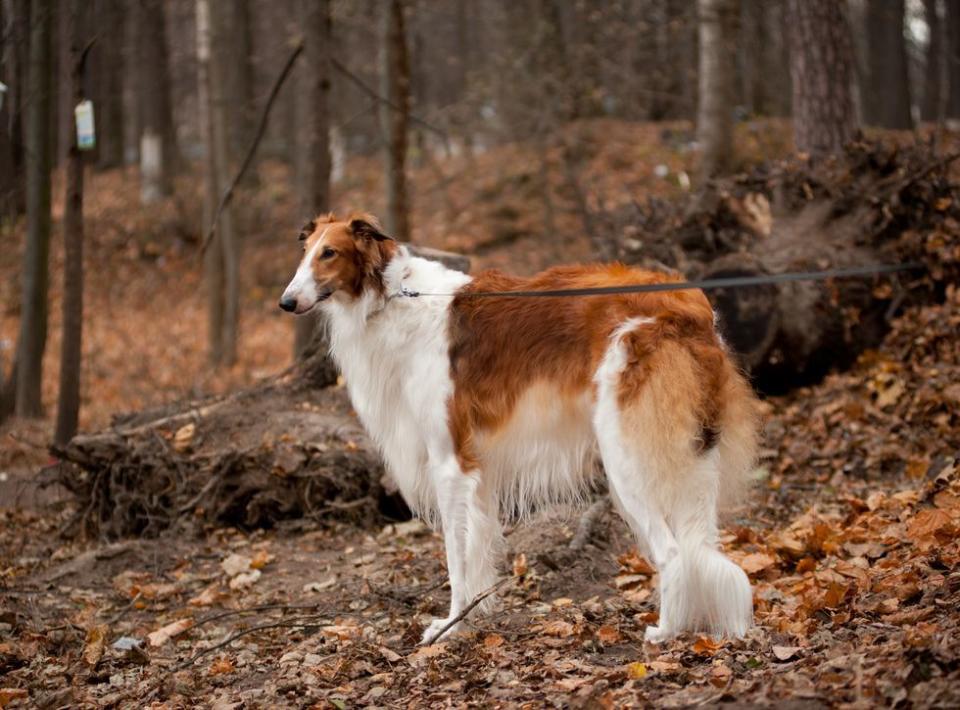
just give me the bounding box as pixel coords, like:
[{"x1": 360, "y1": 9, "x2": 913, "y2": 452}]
[{"x1": 0, "y1": 0, "x2": 955, "y2": 442}]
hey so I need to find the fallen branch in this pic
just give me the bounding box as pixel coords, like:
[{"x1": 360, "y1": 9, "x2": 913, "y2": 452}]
[
  {"x1": 422, "y1": 576, "x2": 513, "y2": 644},
  {"x1": 569, "y1": 496, "x2": 610, "y2": 551}
]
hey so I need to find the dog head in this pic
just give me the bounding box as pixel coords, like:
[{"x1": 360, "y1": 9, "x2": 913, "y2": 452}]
[{"x1": 279, "y1": 213, "x2": 397, "y2": 314}]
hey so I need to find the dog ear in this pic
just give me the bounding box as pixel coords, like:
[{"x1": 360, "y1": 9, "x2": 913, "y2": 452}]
[
  {"x1": 349, "y1": 216, "x2": 393, "y2": 242},
  {"x1": 297, "y1": 219, "x2": 316, "y2": 243}
]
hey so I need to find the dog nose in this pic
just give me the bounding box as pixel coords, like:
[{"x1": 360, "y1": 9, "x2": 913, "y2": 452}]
[{"x1": 278, "y1": 296, "x2": 297, "y2": 312}]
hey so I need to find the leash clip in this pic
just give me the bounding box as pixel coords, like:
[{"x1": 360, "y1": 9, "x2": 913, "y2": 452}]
[{"x1": 399, "y1": 286, "x2": 420, "y2": 298}]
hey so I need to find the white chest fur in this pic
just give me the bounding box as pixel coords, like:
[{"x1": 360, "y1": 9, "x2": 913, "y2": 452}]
[{"x1": 324, "y1": 250, "x2": 470, "y2": 515}]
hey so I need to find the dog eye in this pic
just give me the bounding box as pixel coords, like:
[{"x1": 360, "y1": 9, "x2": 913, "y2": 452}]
[{"x1": 320, "y1": 247, "x2": 337, "y2": 260}]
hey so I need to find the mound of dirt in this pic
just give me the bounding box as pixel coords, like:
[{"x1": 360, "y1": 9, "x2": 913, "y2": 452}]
[{"x1": 606, "y1": 138, "x2": 960, "y2": 392}]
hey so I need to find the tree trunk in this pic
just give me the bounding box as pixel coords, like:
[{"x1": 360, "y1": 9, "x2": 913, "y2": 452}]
[
  {"x1": 696, "y1": 0, "x2": 739, "y2": 180},
  {"x1": 14, "y1": 0, "x2": 54, "y2": 418},
  {"x1": 380, "y1": 0, "x2": 411, "y2": 241},
  {"x1": 197, "y1": 0, "x2": 224, "y2": 365},
  {"x1": 55, "y1": 0, "x2": 88, "y2": 447},
  {"x1": 786, "y1": 0, "x2": 859, "y2": 157},
  {"x1": 137, "y1": 0, "x2": 176, "y2": 203},
  {"x1": 924, "y1": 0, "x2": 945, "y2": 122},
  {"x1": 205, "y1": 0, "x2": 239, "y2": 366},
  {"x1": 864, "y1": 0, "x2": 912, "y2": 129},
  {"x1": 947, "y1": 0, "x2": 960, "y2": 117},
  {"x1": 94, "y1": 0, "x2": 124, "y2": 168},
  {"x1": 226, "y1": 0, "x2": 255, "y2": 163},
  {"x1": 294, "y1": 0, "x2": 335, "y2": 371},
  {"x1": 0, "y1": 0, "x2": 29, "y2": 221}
]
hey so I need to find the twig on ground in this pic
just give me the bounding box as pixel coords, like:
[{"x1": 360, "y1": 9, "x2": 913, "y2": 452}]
[
  {"x1": 423, "y1": 576, "x2": 514, "y2": 644},
  {"x1": 569, "y1": 496, "x2": 610, "y2": 551}
]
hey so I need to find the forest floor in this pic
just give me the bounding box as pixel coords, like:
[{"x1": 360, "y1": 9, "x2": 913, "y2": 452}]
[{"x1": 1, "y1": 119, "x2": 959, "y2": 707}]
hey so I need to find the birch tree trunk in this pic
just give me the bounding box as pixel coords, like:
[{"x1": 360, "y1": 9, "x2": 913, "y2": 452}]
[
  {"x1": 14, "y1": 0, "x2": 54, "y2": 418},
  {"x1": 786, "y1": 0, "x2": 859, "y2": 157},
  {"x1": 696, "y1": 0, "x2": 739, "y2": 180},
  {"x1": 380, "y1": 0, "x2": 411, "y2": 241}
]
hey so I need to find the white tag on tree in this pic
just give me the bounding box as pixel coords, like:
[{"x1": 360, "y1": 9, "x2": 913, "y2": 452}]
[{"x1": 75, "y1": 100, "x2": 95, "y2": 150}]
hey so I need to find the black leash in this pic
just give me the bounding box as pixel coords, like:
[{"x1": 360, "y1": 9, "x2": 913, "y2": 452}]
[{"x1": 399, "y1": 262, "x2": 925, "y2": 299}]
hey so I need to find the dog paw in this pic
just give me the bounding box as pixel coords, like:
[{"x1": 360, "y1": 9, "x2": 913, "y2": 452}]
[
  {"x1": 420, "y1": 617, "x2": 463, "y2": 645},
  {"x1": 643, "y1": 625, "x2": 674, "y2": 643}
]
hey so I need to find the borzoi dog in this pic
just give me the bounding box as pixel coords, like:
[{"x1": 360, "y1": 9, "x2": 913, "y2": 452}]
[{"x1": 280, "y1": 213, "x2": 758, "y2": 645}]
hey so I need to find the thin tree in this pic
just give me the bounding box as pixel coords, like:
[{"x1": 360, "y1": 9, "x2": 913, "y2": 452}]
[
  {"x1": 294, "y1": 0, "x2": 334, "y2": 362},
  {"x1": 380, "y1": 0, "x2": 411, "y2": 241},
  {"x1": 696, "y1": 0, "x2": 740, "y2": 179},
  {"x1": 198, "y1": 0, "x2": 239, "y2": 366},
  {"x1": 13, "y1": 0, "x2": 54, "y2": 418},
  {"x1": 137, "y1": 0, "x2": 177, "y2": 203},
  {"x1": 55, "y1": 0, "x2": 90, "y2": 446},
  {"x1": 924, "y1": 0, "x2": 945, "y2": 123},
  {"x1": 93, "y1": 0, "x2": 124, "y2": 169},
  {"x1": 786, "y1": 0, "x2": 859, "y2": 157},
  {"x1": 947, "y1": 0, "x2": 960, "y2": 117},
  {"x1": 864, "y1": 0, "x2": 912, "y2": 129}
]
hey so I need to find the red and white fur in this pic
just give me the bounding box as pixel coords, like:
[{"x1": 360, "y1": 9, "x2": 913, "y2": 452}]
[{"x1": 280, "y1": 213, "x2": 759, "y2": 645}]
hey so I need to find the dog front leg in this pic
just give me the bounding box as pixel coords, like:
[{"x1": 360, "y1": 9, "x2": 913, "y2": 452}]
[{"x1": 421, "y1": 455, "x2": 480, "y2": 645}]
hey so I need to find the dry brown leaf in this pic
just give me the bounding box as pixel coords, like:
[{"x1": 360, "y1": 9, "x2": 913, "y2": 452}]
[
  {"x1": 739, "y1": 551, "x2": 778, "y2": 574},
  {"x1": 772, "y1": 645, "x2": 801, "y2": 661},
  {"x1": 82, "y1": 625, "x2": 108, "y2": 666},
  {"x1": 208, "y1": 657, "x2": 235, "y2": 675},
  {"x1": 908, "y1": 508, "x2": 953, "y2": 541},
  {"x1": 691, "y1": 636, "x2": 722, "y2": 655},
  {"x1": 250, "y1": 549, "x2": 274, "y2": 570},
  {"x1": 512, "y1": 552, "x2": 528, "y2": 577},
  {"x1": 596, "y1": 625, "x2": 620, "y2": 644},
  {"x1": 483, "y1": 634, "x2": 505, "y2": 649},
  {"x1": 0, "y1": 688, "x2": 29, "y2": 707},
  {"x1": 147, "y1": 618, "x2": 193, "y2": 647},
  {"x1": 617, "y1": 549, "x2": 655, "y2": 575},
  {"x1": 542, "y1": 620, "x2": 576, "y2": 637},
  {"x1": 172, "y1": 422, "x2": 195, "y2": 452}
]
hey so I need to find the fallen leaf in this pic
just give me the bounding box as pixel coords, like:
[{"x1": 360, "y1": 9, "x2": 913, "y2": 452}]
[
  {"x1": 229, "y1": 569, "x2": 261, "y2": 590},
  {"x1": 208, "y1": 657, "x2": 235, "y2": 675},
  {"x1": 83, "y1": 625, "x2": 108, "y2": 667},
  {"x1": 147, "y1": 618, "x2": 193, "y2": 647},
  {"x1": 772, "y1": 645, "x2": 801, "y2": 661},
  {"x1": 908, "y1": 508, "x2": 953, "y2": 541},
  {"x1": 482, "y1": 634, "x2": 505, "y2": 649},
  {"x1": 596, "y1": 625, "x2": 620, "y2": 644},
  {"x1": 691, "y1": 636, "x2": 722, "y2": 655},
  {"x1": 221, "y1": 553, "x2": 252, "y2": 577},
  {"x1": 172, "y1": 422, "x2": 195, "y2": 452},
  {"x1": 380, "y1": 646, "x2": 402, "y2": 663},
  {"x1": 617, "y1": 549, "x2": 655, "y2": 575},
  {"x1": 0, "y1": 689, "x2": 28, "y2": 707},
  {"x1": 739, "y1": 551, "x2": 778, "y2": 574},
  {"x1": 188, "y1": 584, "x2": 224, "y2": 607},
  {"x1": 542, "y1": 620, "x2": 576, "y2": 637},
  {"x1": 512, "y1": 553, "x2": 528, "y2": 577},
  {"x1": 250, "y1": 549, "x2": 274, "y2": 569},
  {"x1": 627, "y1": 661, "x2": 647, "y2": 679}
]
